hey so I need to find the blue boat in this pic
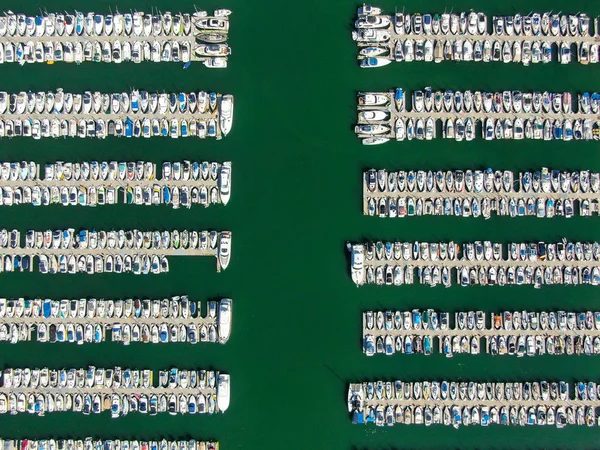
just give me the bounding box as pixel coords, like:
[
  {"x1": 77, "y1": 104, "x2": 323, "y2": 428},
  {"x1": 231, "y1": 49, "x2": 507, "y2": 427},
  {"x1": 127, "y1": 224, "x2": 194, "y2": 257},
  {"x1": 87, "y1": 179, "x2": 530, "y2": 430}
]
[
  {"x1": 124, "y1": 118, "x2": 133, "y2": 137},
  {"x1": 553, "y1": 121, "x2": 563, "y2": 139},
  {"x1": 131, "y1": 96, "x2": 139, "y2": 112},
  {"x1": 13, "y1": 255, "x2": 20, "y2": 270},
  {"x1": 161, "y1": 121, "x2": 168, "y2": 136},
  {"x1": 394, "y1": 88, "x2": 404, "y2": 110},
  {"x1": 404, "y1": 337, "x2": 413, "y2": 354},
  {"x1": 94, "y1": 325, "x2": 102, "y2": 342},
  {"x1": 352, "y1": 410, "x2": 365, "y2": 424},
  {"x1": 179, "y1": 93, "x2": 187, "y2": 113},
  {"x1": 43, "y1": 300, "x2": 51, "y2": 318},
  {"x1": 162, "y1": 186, "x2": 171, "y2": 203},
  {"x1": 208, "y1": 121, "x2": 216, "y2": 135},
  {"x1": 181, "y1": 120, "x2": 188, "y2": 137}
]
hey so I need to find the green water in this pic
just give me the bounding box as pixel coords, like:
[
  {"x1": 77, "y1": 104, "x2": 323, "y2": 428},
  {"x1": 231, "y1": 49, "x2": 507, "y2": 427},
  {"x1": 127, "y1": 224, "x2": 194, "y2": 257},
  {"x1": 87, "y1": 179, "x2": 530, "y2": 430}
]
[{"x1": 1, "y1": 0, "x2": 600, "y2": 448}]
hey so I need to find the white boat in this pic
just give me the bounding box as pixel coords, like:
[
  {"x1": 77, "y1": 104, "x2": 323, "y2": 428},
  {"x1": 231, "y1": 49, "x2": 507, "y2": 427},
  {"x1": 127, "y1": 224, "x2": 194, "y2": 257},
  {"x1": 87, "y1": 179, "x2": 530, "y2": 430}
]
[
  {"x1": 216, "y1": 373, "x2": 230, "y2": 412},
  {"x1": 362, "y1": 137, "x2": 389, "y2": 145},
  {"x1": 218, "y1": 161, "x2": 231, "y2": 205},
  {"x1": 218, "y1": 298, "x2": 232, "y2": 343},
  {"x1": 355, "y1": 124, "x2": 389, "y2": 135},
  {"x1": 219, "y1": 94, "x2": 234, "y2": 136},
  {"x1": 360, "y1": 57, "x2": 392, "y2": 68},
  {"x1": 203, "y1": 57, "x2": 227, "y2": 68},
  {"x1": 351, "y1": 244, "x2": 364, "y2": 285},
  {"x1": 194, "y1": 44, "x2": 230, "y2": 56},
  {"x1": 359, "y1": 46, "x2": 388, "y2": 57},
  {"x1": 359, "y1": 110, "x2": 389, "y2": 121},
  {"x1": 218, "y1": 231, "x2": 231, "y2": 270}
]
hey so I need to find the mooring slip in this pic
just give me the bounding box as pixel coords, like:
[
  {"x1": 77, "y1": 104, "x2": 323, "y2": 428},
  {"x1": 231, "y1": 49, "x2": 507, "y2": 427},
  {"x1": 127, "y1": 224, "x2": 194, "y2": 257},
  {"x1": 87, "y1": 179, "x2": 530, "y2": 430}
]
[
  {"x1": 347, "y1": 240, "x2": 600, "y2": 287},
  {"x1": 363, "y1": 168, "x2": 599, "y2": 218},
  {"x1": 0, "y1": 10, "x2": 231, "y2": 68},
  {"x1": 0, "y1": 297, "x2": 232, "y2": 345},
  {"x1": 0, "y1": 228, "x2": 231, "y2": 274},
  {"x1": 0, "y1": 90, "x2": 234, "y2": 139},
  {"x1": 0, "y1": 367, "x2": 230, "y2": 416},
  {"x1": 363, "y1": 309, "x2": 600, "y2": 357},
  {"x1": 355, "y1": 89, "x2": 600, "y2": 144},
  {"x1": 0, "y1": 439, "x2": 219, "y2": 450},
  {"x1": 348, "y1": 380, "x2": 599, "y2": 427},
  {"x1": 353, "y1": 6, "x2": 600, "y2": 68},
  {"x1": 0, "y1": 160, "x2": 231, "y2": 208}
]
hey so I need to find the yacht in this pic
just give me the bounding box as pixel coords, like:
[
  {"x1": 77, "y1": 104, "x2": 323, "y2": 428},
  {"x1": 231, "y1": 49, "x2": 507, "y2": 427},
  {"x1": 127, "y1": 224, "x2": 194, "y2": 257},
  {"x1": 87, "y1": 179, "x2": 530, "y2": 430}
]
[
  {"x1": 360, "y1": 57, "x2": 392, "y2": 68},
  {"x1": 218, "y1": 231, "x2": 231, "y2": 270},
  {"x1": 216, "y1": 373, "x2": 230, "y2": 412},
  {"x1": 218, "y1": 298, "x2": 232, "y2": 343},
  {"x1": 351, "y1": 244, "x2": 365, "y2": 285},
  {"x1": 218, "y1": 162, "x2": 232, "y2": 205},
  {"x1": 219, "y1": 94, "x2": 234, "y2": 136}
]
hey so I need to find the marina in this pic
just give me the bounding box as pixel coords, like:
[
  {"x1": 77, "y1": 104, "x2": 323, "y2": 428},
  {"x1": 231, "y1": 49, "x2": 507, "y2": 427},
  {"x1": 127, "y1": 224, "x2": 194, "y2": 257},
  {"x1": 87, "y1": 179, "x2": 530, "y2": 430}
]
[
  {"x1": 0, "y1": 90, "x2": 234, "y2": 139},
  {"x1": 353, "y1": 6, "x2": 600, "y2": 67},
  {"x1": 0, "y1": 160, "x2": 231, "y2": 208},
  {"x1": 0, "y1": 439, "x2": 219, "y2": 450},
  {"x1": 348, "y1": 380, "x2": 600, "y2": 427},
  {"x1": 363, "y1": 309, "x2": 600, "y2": 357},
  {"x1": 356, "y1": 88, "x2": 600, "y2": 144},
  {"x1": 0, "y1": 10, "x2": 231, "y2": 68},
  {"x1": 363, "y1": 168, "x2": 600, "y2": 218},
  {"x1": 348, "y1": 239, "x2": 600, "y2": 287},
  {"x1": 0, "y1": 296, "x2": 232, "y2": 345},
  {"x1": 0, "y1": 228, "x2": 231, "y2": 274},
  {"x1": 0, "y1": 367, "x2": 230, "y2": 416}
]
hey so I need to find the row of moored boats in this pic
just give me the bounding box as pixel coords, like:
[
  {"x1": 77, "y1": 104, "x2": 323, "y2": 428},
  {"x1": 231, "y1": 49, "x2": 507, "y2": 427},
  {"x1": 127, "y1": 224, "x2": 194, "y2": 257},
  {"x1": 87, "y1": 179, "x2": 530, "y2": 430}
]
[
  {"x1": 0, "y1": 90, "x2": 229, "y2": 117},
  {"x1": 0, "y1": 368, "x2": 230, "y2": 416},
  {"x1": 0, "y1": 297, "x2": 232, "y2": 345},
  {"x1": 367, "y1": 168, "x2": 600, "y2": 194},
  {"x1": 0, "y1": 440, "x2": 218, "y2": 450},
  {"x1": 0, "y1": 10, "x2": 231, "y2": 67},
  {"x1": 356, "y1": 6, "x2": 594, "y2": 38},
  {"x1": 0, "y1": 161, "x2": 231, "y2": 208},
  {"x1": 348, "y1": 380, "x2": 598, "y2": 427},
  {"x1": 368, "y1": 194, "x2": 590, "y2": 218},
  {"x1": 365, "y1": 309, "x2": 600, "y2": 332},
  {"x1": 354, "y1": 6, "x2": 598, "y2": 67},
  {"x1": 0, "y1": 91, "x2": 234, "y2": 139}
]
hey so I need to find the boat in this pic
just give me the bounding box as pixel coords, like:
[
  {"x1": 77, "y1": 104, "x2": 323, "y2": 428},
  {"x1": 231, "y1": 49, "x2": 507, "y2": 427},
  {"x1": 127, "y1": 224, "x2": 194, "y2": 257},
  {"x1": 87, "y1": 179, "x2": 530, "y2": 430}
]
[
  {"x1": 218, "y1": 162, "x2": 232, "y2": 205},
  {"x1": 219, "y1": 94, "x2": 234, "y2": 136},
  {"x1": 218, "y1": 231, "x2": 231, "y2": 270},
  {"x1": 216, "y1": 373, "x2": 230, "y2": 412},
  {"x1": 360, "y1": 57, "x2": 392, "y2": 68},
  {"x1": 218, "y1": 298, "x2": 232, "y2": 343}
]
